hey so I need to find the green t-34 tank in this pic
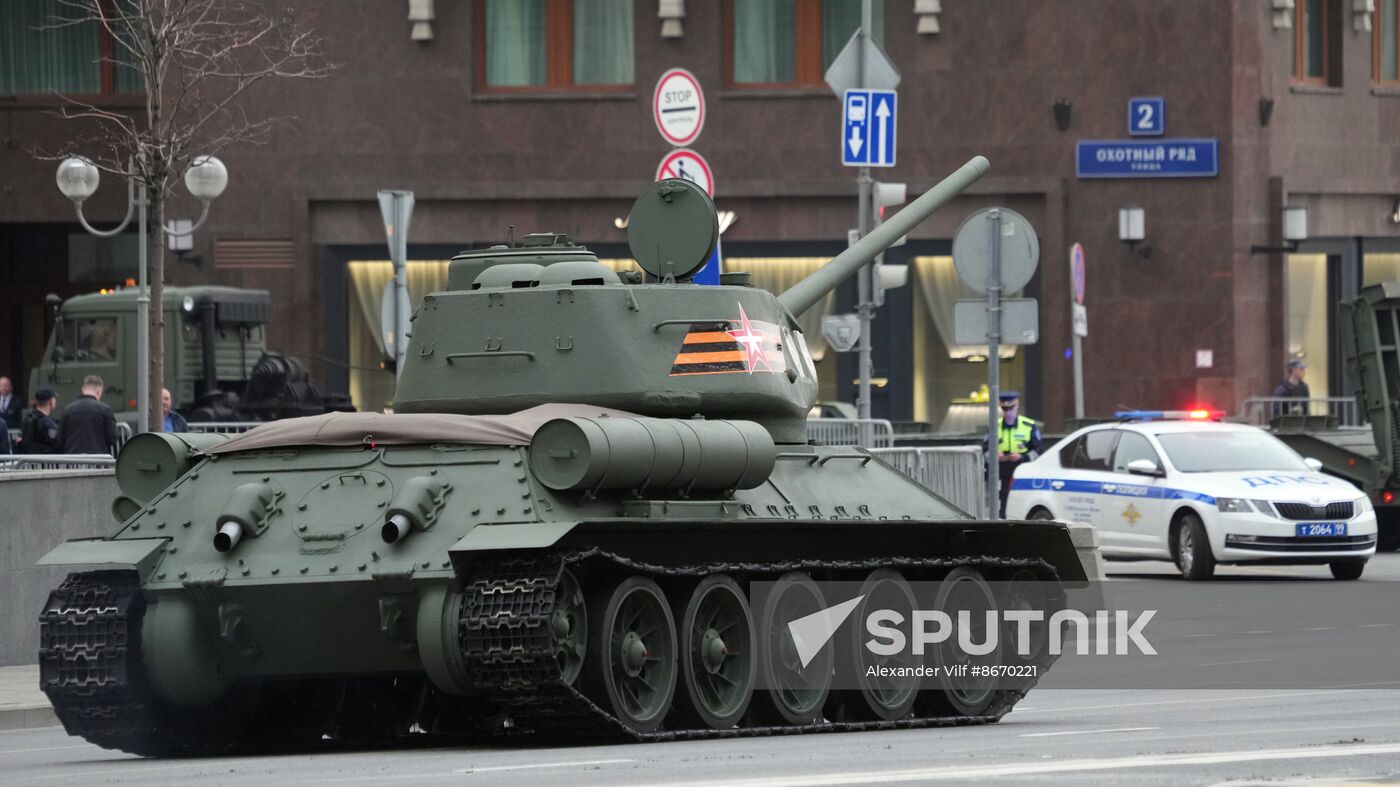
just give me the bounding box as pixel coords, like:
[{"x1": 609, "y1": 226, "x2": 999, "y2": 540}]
[{"x1": 37, "y1": 157, "x2": 1086, "y2": 755}]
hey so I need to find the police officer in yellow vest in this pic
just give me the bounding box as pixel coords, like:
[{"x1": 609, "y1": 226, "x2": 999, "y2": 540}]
[{"x1": 996, "y1": 390, "x2": 1042, "y2": 517}]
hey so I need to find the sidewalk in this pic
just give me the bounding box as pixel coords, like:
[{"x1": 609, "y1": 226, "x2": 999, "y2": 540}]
[{"x1": 0, "y1": 665, "x2": 57, "y2": 730}]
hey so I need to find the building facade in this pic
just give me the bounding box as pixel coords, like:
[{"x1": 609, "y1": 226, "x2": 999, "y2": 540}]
[{"x1": 2, "y1": 0, "x2": 1398, "y2": 429}]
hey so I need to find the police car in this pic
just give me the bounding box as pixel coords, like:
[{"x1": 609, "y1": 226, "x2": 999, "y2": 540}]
[{"x1": 1005, "y1": 411, "x2": 1378, "y2": 580}]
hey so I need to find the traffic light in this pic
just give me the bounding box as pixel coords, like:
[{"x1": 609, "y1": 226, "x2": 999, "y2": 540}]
[
  {"x1": 872, "y1": 181, "x2": 908, "y2": 247},
  {"x1": 871, "y1": 181, "x2": 908, "y2": 306}
]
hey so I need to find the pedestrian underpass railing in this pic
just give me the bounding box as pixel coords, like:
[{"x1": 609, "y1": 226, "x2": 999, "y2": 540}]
[
  {"x1": 806, "y1": 418, "x2": 895, "y2": 448},
  {"x1": 1240, "y1": 397, "x2": 1365, "y2": 428},
  {"x1": 0, "y1": 454, "x2": 116, "y2": 472},
  {"x1": 870, "y1": 445, "x2": 987, "y2": 520}
]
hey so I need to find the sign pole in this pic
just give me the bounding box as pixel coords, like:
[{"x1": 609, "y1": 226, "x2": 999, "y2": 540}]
[
  {"x1": 855, "y1": 0, "x2": 874, "y2": 445},
  {"x1": 1069, "y1": 243, "x2": 1087, "y2": 420},
  {"x1": 986, "y1": 209, "x2": 1003, "y2": 520},
  {"x1": 378, "y1": 189, "x2": 415, "y2": 378}
]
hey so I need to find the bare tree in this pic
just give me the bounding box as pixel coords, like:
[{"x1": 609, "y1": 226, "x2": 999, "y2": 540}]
[{"x1": 39, "y1": 0, "x2": 334, "y2": 430}]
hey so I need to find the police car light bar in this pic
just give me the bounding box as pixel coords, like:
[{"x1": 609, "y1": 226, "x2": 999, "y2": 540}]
[{"x1": 1114, "y1": 409, "x2": 1226, "y2": 421}]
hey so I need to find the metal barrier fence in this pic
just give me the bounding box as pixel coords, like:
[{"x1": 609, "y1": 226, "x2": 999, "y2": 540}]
[
  {"x1": 805, "y1": 418, "x2": 895, "y2": 448},
  {"x1": 7, "y1": 420, "x2": 258, "y2": 457},
  {"x1": 1240, "y1": 397, "x2": 1364, "y2": 428},
  {"x1": 0, "y1": 454, "x2": 116, "y2": 471},
  {"x1": 871, "y1": 445, "x2": 987, "y2": 520}
]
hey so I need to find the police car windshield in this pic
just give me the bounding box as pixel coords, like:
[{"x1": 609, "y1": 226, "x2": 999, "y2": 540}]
[{"x1": 1155, "y1": 430, "x2": 1309, "y2": 473}]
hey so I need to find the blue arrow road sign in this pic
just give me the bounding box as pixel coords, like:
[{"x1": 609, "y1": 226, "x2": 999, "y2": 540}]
[{"x1": 842, "y1": 89, "x2": 896, "y2": 167}]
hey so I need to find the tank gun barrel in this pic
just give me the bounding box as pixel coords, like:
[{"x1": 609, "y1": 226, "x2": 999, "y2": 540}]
[{"x1": 777, "y1": 156, "x2": 990, "y2": 317}]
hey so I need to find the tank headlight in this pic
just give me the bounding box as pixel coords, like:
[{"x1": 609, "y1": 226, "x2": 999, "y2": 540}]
[
  {"x1": 1216, "y1": 497, "x2": 1251, "y2": 513},
  {"x1": 182, "y1": 295, "x2": 195, "y2": 313}
]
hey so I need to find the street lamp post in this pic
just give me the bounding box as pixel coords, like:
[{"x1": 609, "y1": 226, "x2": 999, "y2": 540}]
[{"x1": 56, "y1": 156, "x2": 228, "y2": 434}]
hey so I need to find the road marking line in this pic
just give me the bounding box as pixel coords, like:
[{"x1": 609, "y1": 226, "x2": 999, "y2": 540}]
[
  {"x1": 1196, "y1": 658, "x2": 1279, "y2": 667},
  {"x1": 1357, "y1": 623, "x2": 1395, "y2": 628},
  {"x1": 1300, "y1": 627, "x2": 1337, "y2": 631},
  {"x1": 1239, "y1": 630, "x2": 1274, "y2": 635},
  {"x1": 1010, "y1": 688, "x2": 1360, "y2": 714},
  {"x1": 456, "y1": 758, "x2": 633, "y2": 774},
  {"x1": 1181, "y1": 633, "x2": 1217, "y2": 638},
  {"x1": 0, "y1": 744, "x2": 88, "y2": 755},
  {"x1": 650, "y1": 742, "x2": 1400, "y2": 786},
  {"x1": 1019, "y1": 726, "x2": 1159, "y2": 738}
]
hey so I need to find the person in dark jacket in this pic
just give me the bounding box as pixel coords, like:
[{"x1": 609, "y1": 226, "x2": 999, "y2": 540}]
[
  {"x1": 19, "y1": 388, "x2": 60, "y2": 454},
  {"x1": 161, "y1": 388, "x2": 188, "y2": 432},
  {"x1": 57, "y1": 376, "x2": 119, "y2": 455},
  {"x1": 0, "y1": 376, "x2": 21, "y2": 430}
]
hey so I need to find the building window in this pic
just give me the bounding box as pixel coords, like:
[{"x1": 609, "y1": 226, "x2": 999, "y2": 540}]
[
  {"x1": 728, "y1": 0, "x2": 884, "y2": 87},
  {"x1": 1294, "y1": 0, "x2": 1341, "y2": 85},
  {"x1": 478, "y1": 0, "x2": 633, "y2": 91},
  {"x1": 1377, "y1": 0, "x2": 1399, "y2": 84},
  {"x1": 0, "y1": 0, "x2": 143, "y2": 96}
]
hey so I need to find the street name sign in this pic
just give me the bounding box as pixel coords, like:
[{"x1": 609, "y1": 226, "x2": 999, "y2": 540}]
[
  {"x1": 652, "y1": 68, "x2": 704, "y2": 147},
  {"x1": 1076, "y1": 138, "x2": 1218, "y2": 178},
  {"x1": 842, "y1": 89, "x2": 896, "y2": 167}
]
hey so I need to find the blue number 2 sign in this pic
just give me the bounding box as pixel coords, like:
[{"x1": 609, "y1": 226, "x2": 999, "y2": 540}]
[{"x1": 1128, "y1": 97, "x2": 1164, "y2": 136}]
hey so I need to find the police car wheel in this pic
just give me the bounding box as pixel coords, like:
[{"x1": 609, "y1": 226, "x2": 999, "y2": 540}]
[
  {"x1": 1027, "y1": 508, "x2": 1055, "y2": 521},
  {"x1": 1175, "y1": 514, "x2": 1216, "y2": 581},
  {"x1": 1329, "y1": 560, "x2": 1366, "y2": 581}
]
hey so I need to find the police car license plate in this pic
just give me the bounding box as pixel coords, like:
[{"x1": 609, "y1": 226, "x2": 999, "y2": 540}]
[{"x1": 1296, "y1": 523, "x2": 1346, "y2": 537}]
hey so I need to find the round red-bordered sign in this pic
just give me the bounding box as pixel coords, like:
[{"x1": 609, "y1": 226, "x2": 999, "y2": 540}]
[
  {"x1": 655, "y1": 149, "x2": 714, "y2": 196},
  {"x1": 1070, "y1": 242, "x2": 1086, "y2": 305},
  {"x1": 653, "y1": 68, "x2": 705, "y2": 147}
]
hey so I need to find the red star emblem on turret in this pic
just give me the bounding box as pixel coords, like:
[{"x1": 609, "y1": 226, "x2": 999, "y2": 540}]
[{"x1": 727, "y1": 304, "x2": 773, "y2": 374}]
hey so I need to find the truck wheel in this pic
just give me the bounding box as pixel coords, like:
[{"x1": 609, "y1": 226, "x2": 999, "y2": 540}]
[
  {"x1": 1175, "y1": 514, "x2": 1216, "y2": 581},
  {"x1": 1377, "y1": 525, "x2": 1400, "y2": 552},
  {"x1": 1329, "y1": 560, "x2": 1366, "y2": 580}
]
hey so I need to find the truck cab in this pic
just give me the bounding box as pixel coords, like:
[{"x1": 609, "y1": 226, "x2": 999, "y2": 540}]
[{"x1": 30, "y1": 286, "x2": 348, "y2": 424}]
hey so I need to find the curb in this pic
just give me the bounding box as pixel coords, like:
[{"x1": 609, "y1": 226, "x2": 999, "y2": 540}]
[{"x1": 0, "y1": 705, "x2": 58, "y2": 731}]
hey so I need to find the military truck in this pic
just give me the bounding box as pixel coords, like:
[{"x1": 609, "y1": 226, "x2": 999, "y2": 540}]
[
  {"x1": 37, "y1": 159, "x2": 1089, "y2": 754},
  {"x1": 1270, "y1": 282, "x2": 1400, "y2": 551},
  {"x1": 29, "y1": 286, "x2": 351, "y2": 424}
]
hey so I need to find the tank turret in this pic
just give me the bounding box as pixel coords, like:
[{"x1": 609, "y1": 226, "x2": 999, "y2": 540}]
[{"x1": 394, "y1": 157, "x2": 989, "y2": 442}]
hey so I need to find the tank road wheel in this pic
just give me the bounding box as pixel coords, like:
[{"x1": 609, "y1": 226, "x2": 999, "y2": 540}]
[
  {"x1": 753, "y1": 571, "x2": 833, "y2": 726},
  {"x1": 553, "y1": 568, "x2": 588, "y2": 685},
  {"x1": 674, "y1": 574, "x2": 755, "y2": 729},
  {"x1": 584, "y1": 576, "x2": 678, "y2": 734},
  {"x1": 840, "y1": 569, "x2": 919, "y2": 721},
  {"x1": 918, "y1": 567, "x2": 1001, "y2": 718},
  {"x1": 998, "y1": 569, "x2": 1051, "y2": 691}
]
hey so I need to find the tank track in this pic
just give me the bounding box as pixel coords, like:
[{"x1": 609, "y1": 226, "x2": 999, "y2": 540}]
[
  {"x1": 38, "y1": 571, "x2": 452, "y2": 756},
  {"x1": 461, "y1": 548, "x2": 1060, "y2": 742},
  {"x1": 37, "y1": 570, "x2": 203, "y2": 757}
]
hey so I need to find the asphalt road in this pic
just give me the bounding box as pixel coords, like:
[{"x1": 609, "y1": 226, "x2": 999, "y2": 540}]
[{"x1": 6, "y1": 554, "x2": 1398, "y2": 786}]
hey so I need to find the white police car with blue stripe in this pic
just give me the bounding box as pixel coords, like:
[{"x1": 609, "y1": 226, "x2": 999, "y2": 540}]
[{"x1": 1005, "y1": 411, "x2": 1377, "y2": 580}]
